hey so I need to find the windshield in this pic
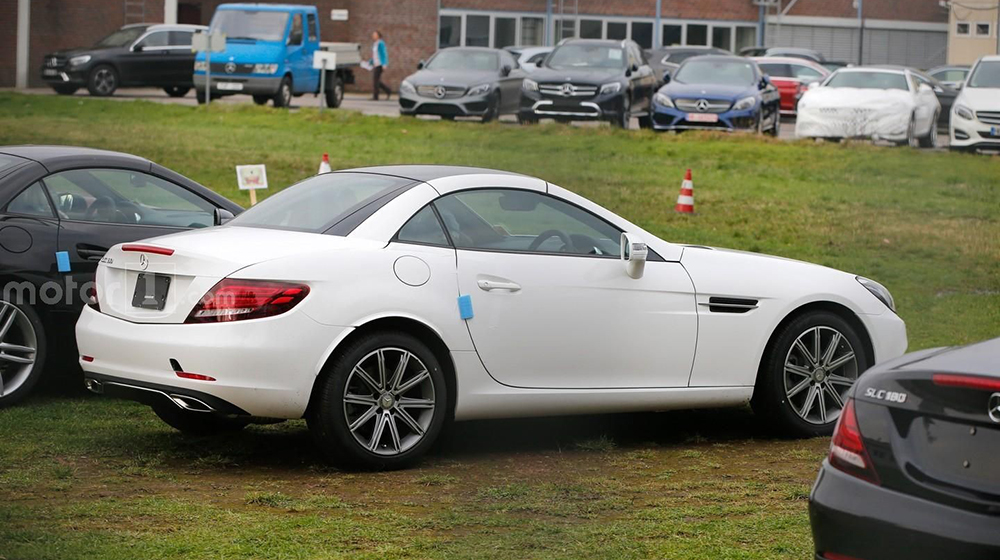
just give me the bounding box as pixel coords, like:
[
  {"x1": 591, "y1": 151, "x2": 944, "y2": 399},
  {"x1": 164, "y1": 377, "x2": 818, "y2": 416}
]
[
  {"x1": 825, "y1": 71, "x2": 909, "y2": 91},
  {"x1": 211, "y1": 10, "x2": 289, "y2": 42},
  {"x1": 547, "y1": 44, "x2": 625, "y2": 70},
  {"x1": 967, "y1": 61, "x2": 1000, "y2": 88},
  {"x1": 674, "y1": 60, "x2": 756, "y2": 86},
  {"x1": 95, "y1": 27, "x2": 147, "y2": 48},
  {"x1": 427, "y1": 50, "x2": 498, "y2": 72},
  {"x1": 228, "y1": 173, "x2": 412, "y2": 233}
]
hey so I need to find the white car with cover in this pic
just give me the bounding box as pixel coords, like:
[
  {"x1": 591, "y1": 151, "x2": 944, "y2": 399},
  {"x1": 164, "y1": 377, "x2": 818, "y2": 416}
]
[{"x1": 77, "y1": 166, "x2": 907, "y2": 469}]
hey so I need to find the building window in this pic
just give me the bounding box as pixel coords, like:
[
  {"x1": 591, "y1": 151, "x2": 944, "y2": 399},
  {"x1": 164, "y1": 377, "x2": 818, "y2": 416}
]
[
  {"x1": 440, "y1": 15, "x2": 461, "y2": 48},
  {"x1": 580, "y1": 19, "x2": 602, "y2": 39},
  {"x1": 631, "y1": 21, "x2": 653, "y2": 48},
  {"x1": 956, "y1": 22, "x2": 970, "y2": 35},
  {"x1": 607, "y1": 21, "x2": 627, "y2": 40},
  {"x1": 466, "y1": 15, "x2": 490, "y2": 47},
  {"x1": 975, "y1": 22, "x2": 991, "y2": 37},
  {"x1": 555, "y1": 18, "x2": 576, "y2": 41},
  {"x1": 687, "y1": 24, "x2": 708, "y2": 45},
  {"x1": 494, "y1": 17, "x2": 516, "y2": 48},
  {"x1": 663, "y1": 24, "x2": 682, "y2": 46},
  {"x1": 711, "y1": 26, "x2": 731, "y2": 50},
  {"x1": 521, "y1": 17, "x2": 544, "y2": 45},
  {"x1": 735, "y1": 26, "x2": 757, "y2": 52}
]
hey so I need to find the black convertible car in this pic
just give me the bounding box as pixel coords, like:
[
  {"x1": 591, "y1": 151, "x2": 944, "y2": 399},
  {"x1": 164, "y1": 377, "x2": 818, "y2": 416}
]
[
  {"x1": 41, "y1": 23, "x2": 205, "y2": 97},
  {"x1": 810, "y1": 337, "x2": 1000, "y2": 560},
  {"x1": 0, "y1": 146, "x2": 241, "y2": 407}
]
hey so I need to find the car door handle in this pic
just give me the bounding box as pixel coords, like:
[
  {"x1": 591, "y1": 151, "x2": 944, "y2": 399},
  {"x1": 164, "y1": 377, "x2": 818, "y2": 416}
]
[
  {"x1": 477, "y1": 279, "x2": 521, "y2": 292},
  {"x1": 77, "y1": 245, "x2": 108, "y2": 261}
]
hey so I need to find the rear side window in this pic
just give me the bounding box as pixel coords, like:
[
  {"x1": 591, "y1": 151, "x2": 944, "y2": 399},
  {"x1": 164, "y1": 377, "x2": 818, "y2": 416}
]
[
  {"x1": 759, "y1": 63, "x2": 792, "y2": 78},
  {"x1": 790, "y1": 65, "x2": 823, "y2": 80},
  {"x1": 137, "y1": 31, "x2": 170, "y2": 48},
  {"x1": 6, "y1": 182, "x2": 54, "y2": 218},
  {"x1": 307, "y1": 13, "x2": 317, "y2": 41},
  {"x1": 168, "y1": 31, "x2": 194, "y2": 47},
  {"x1": 396, "y1": 205, "x2": 449, "y2": 246}
]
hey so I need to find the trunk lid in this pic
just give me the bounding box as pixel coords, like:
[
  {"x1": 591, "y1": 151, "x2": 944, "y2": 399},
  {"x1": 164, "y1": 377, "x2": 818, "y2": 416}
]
[{"x1": 95, "y1": 226, "x2": 337, "y2": 324}]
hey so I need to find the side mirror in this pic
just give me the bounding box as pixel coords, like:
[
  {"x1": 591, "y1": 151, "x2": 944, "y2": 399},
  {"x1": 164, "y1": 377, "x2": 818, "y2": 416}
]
[
  {"x1": 214, "y1": 208, "x2": 235, "y2": 226},
  {"x1": 535, "y1": 59, "x2": 544, "y2": 68},
  {"x1": 808, "y1": 81, "x2": 820, "y2": 90},
  {"x1": 500, "y1": 65, "x2": 511, "y2": 77},
  {"x1": 417, "y1": 60, "x2": 425, "y2": 70},
  {"x1": 133, "y1": 44, "x2": 145, "y2": 52},
  {"x1": 918, "y1": 83, "x2": 933, "y2": 94},
  {"x1": 661, "y1": 71, "x2": 671, "y2": 84},
  {"x1": 631, "y1": 63, "x2": 639, "y2": 73},
  {"x1": 620, "y1": 233, "x2": 647, "y2": 279}
]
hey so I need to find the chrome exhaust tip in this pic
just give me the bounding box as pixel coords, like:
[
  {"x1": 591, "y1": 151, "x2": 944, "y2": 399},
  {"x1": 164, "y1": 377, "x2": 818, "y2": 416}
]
[
  {"x1": 168, "y1": 394, "x2": 214, "y2": 413},
  {"x1": 84, "y1": 378, "x2": 104, "y2": 394}
]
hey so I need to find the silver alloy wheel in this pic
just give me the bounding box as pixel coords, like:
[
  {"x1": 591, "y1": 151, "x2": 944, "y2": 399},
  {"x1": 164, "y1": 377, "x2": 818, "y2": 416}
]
[
  {"x1": 929, "y1": 116, "x2": 939, "y2": 145},
  {"x1": 783, "y1": 326, "x2": 858, "y2": 425},
  {"x1": 93, "y1": 68, "x2": 115, "y2": 94},
  {"x1": 906, "y1": 117, "x2": 918, "y2": 147},
  {"x1": 280, "y1": 82, "x2": 292, "y2": 106},
  {"x1": 0, "y1": 302, "x2": 37, "y2": 398},
  {"x1": 334, "y1": 81, "x2": 344, "y2": 105},
  {"x1": 343, "y1": 347, "x2": 436, "y2": 456}
]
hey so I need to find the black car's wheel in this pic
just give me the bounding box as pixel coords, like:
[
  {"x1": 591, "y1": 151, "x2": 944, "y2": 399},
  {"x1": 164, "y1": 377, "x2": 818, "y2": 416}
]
[
  {"x1": 308, "y1": 331, "x2": 448, "y2": 470},
  {"x1": 87, "y1": 64, "x2": 118, "y2": 96},
  {"x1": 918, "y1": 111, "x2": 939, "y2": 148},
  {"x1": 637, "y1": 113, "x2": 653, "y2": 129},
  {"x1": 441, "y1": 115, "x2": 456, "y2": 121},
  {"x1": 615, "y1": 95, "x2": 632, "y2": 129},
  {"x1": 482, "y1": 92, "x2": 500, "y2": 123},
  {"x1": 151, "y1": 402, "x2": 250, "y2": 435},
  {"x1": 0, "y1": 300, "x2": 47, "y2": 408},
  {"x1": 517, "y1": 112, "x2": 538, "y2": 125},
  {"x1": 272, "y1": 76, "x2": 293, "y2": 108},
  {"x1": 752, "y1": 311, "x2": 870, "y2": 437},
  {"x1": 51, "y1": 84, "x2": 79, "y2": 95},
  {"x1": 252, "y1": 95, "x2": 270, "y2": 105},
  {"x1": 325, "y1": 76, "x2": 345, "y2": 108},
  {"x1": 163, "y1": 86, "x2": 190, "y2": 98}
]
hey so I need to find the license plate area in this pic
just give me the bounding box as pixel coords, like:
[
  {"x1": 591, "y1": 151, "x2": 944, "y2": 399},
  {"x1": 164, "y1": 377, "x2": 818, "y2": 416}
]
[
  {"x1": 908, "y1": 416, "x2": 1000, "y2": 491},
  {"x1": 217, "y1": 81, "x2": 243, "y2": 91},
  {"x1": 991, "y1": 127, "x2": 999, "y2": 137},
  {"x1": 43, "y1": 69, "x2": 59, "y2": 76},
  {"x1": 687, "y1": 113, "x2": 719, "y2": 123},
  {"x1": 132, "y1": 273, "x2": 171, "y2": 310}
]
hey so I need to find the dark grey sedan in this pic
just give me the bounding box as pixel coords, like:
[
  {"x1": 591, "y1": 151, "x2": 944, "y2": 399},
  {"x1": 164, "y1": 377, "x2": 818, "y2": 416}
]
[{"x1": 398, "y1": 47, "x2": 525, "y2": 122}]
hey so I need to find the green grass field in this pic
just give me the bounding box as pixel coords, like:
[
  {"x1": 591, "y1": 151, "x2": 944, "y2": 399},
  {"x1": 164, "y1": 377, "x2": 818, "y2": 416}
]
[{"x1": 0, "y1": 92, "x2": 998, "y2": 559}]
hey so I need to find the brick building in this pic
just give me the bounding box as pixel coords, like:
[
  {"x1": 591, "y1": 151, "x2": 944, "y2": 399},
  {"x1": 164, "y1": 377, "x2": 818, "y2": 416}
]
[{"x1": 2, "y1": 0, "x2": 949, "y2": 90}]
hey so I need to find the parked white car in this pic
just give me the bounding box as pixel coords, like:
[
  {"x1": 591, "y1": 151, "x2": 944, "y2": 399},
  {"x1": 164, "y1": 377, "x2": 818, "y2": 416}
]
[
  {"x1": 796, "y1": 67, "x2": 940, "y2": 147},
  {"x1": 77, "y1": 166, "x2": 907, "y2": 469},
  {"x1": 950, "y1": 55, "x2": 1000, "y2": 153},
  {"x1": 508, "y1": 46, "x2": 552, "y2": 73}
]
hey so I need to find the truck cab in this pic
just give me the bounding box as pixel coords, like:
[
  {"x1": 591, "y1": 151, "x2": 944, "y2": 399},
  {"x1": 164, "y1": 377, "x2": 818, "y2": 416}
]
[{"x1": 194, "y1": 3, "x2": 355, "y2": 107}]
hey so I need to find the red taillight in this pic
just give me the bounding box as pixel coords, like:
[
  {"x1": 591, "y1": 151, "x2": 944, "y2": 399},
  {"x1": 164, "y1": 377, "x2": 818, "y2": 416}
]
[
  {"x1": 932, "y1": 373, "x2": 1000, "y2": 392},
  {"x1": 86, "y1": 285, "x2": 100, "y2": 312},
  {"x1": 185, "y1": 279, "x2": 310, "y2": 324},
  {"x1": 829, "y1": 399, "x2": 880, "y2": 485},
  {"x1": 81, "y1": 355, "x2": 94, "y2": 363},
  {"x1": 175, "y1": 371, "x2": 216, "y2": 382},
  {"x1": 121, "y1": 244, "x2": 174, "y2": 256}
]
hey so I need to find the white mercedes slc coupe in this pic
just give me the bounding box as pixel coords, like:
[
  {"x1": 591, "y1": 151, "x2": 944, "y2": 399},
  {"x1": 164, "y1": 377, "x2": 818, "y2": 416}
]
[{"x1": 77, "y1": 166, "x2": 907, "y2": 469}]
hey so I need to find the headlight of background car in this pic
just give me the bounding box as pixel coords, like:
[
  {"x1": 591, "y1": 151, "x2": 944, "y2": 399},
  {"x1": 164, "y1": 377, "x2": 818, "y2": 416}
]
[
  {"x1": 600, "y1": 82, "x2": 622, "y2": 95},
  {"x1": 856, "y1": 276, "x2": 896, "y2": 312},
  {"x1": 522, "y1": 78, "x2": 538, "y2": 92},
  {"x1": 653, "y1": 92, "x2": 673, "y2": 108},
  {"x1": 68, "y1": 55, "x2": 91, "y2": 67},
  {"x1": 252, "y1": 63, "x2": 278, "y2": 74},
  {"x1": 194, "y1": 61, "x2": 208, "y2": 72},
  {"x1": 467, "y1": 83, "x2": 491, "y2": 97},
  {"x1": 400, "y1": 80, "x2": 416, "y2": 95},
  {"x1": 733, "y1": 96, "x2": 757, "y2": 111},
  {"x1": 953, "y1": 104, "x2": 974, "y2": 121}
]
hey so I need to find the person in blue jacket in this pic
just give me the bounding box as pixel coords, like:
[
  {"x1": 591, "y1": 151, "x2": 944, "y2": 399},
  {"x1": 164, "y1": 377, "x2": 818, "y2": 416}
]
[{"x1": 370, "y1": 30, "x2": 391, "y2": 100}]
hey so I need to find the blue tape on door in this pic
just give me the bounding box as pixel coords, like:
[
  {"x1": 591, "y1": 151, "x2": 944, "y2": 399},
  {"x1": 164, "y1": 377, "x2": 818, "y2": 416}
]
[
  {"x1": 55, "y1": 251, "x2": 71, "y2": 272},
  {"x1": 457, "y1": 294, "x2": 474, "y2": 320}
]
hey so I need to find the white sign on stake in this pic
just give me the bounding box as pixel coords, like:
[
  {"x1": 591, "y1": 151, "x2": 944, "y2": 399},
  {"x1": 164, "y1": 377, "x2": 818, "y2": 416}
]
[
  {"x1": 330, "y1": 9, "x2": 348, "y2": 21},
  {"x1": 236, "y1": 164, "x2": 268, "y2": 206}
]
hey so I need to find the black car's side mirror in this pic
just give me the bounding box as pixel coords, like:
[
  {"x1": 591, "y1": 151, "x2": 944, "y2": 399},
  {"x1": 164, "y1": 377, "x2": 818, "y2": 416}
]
[
  {"x1": 214, "y1": 208, "x2": 235, "y2": 226},
  {"x1": 662, "y1": 71, "x2": 671, "y2": 84},
  {"x1": 417, "y1": 60, "x2": 425, "y2": 70},
  {"x1": 500, "y1": 65, "x2": 511, "y2": 77},
  {"x1": 133, "y1": 44, "x2": 145, "y2": 52}
]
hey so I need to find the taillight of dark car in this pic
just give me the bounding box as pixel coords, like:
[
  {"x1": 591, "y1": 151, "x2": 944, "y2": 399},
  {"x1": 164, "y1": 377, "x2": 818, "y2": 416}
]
[
  {"x1": 828, "y1": 399, "x2": 880, "y2": 485},
  {"x1": 185, "y1": 279, "x2": 310, "y2": 324}
]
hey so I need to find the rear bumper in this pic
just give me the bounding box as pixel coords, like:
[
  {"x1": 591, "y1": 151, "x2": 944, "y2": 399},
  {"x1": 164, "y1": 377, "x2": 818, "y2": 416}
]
[
  {"x1": 193, "y1": 73, "x2": 282, "y2": 96},
  {"x1": 810, "y1": 462, "x2": 1000, "y2": 560},
  {"x1": 75, "y1": 305, "x2": 349, "y2": 418}
]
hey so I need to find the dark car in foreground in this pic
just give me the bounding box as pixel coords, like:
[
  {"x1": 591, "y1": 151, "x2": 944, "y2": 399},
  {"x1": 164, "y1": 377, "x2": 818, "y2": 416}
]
[
  {"x1": 0, "y1": 146, "x2": 241, "y2": 407},
  {"x1": 519, "y1": 39, "x2": 658, "y2": 128},
  {"x1": 41, "y1": 23, "x2": 205, "y2": 97},
  {"x1": 399, "y1": 47, "x2": 525, "y2": 121},
  {"x1": 810, "y1": 337, "x2": 1000, "y2": 560},
  {"x1": 651, "y1": 55, "x2": 780, "y2": 134}
]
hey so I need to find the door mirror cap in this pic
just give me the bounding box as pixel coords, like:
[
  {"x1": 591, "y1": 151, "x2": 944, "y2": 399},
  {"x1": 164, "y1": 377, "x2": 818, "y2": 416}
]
[
  {"x1": 620, "y1": 233, "x2": 647, "y2": 279},
  {"x1": 133, "y1": 44, "x2": 145, "y2": 52},
  {"x1": 808, "y1": 81, "x2": 820, "y2": 90},
  {"x1": 535, "y1": 59, "x2": 544, "y2": 68},
  {"x1": 661, "y1": 71, "x2": 671, "y2": 84},
  {"x1": 500, "y1": 65, "x2": 512, "y2": 77},
  {"x1": 918, "y1": 83, "x2": 933, "y2": 93},
  {"x1": 214, "y1": 208, "x2": 236, "y2": 226},
  {"x1": 417, "y1": 60, "x2": 425, "y2": 70}
]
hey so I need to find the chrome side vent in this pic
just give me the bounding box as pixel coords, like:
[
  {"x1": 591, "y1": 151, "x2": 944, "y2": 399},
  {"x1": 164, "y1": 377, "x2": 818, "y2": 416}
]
[{"x1": 701, "y1": 297, "x2": 758, "y2": 314}]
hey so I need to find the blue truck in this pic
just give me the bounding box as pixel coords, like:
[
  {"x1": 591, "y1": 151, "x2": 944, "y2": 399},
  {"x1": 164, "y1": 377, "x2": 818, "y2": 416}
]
[{"x1": 194, "y1": 3, "x2": 361, "y2": 107}]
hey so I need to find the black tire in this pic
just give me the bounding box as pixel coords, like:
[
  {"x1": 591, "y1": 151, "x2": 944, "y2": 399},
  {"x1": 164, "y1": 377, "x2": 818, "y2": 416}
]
[
  {"x1": 517, "y1": 112, "x2": 538, "y2": 125},
  {"x1": 51, "y1": 84, "x2": 79, "y2": 95},
  {"x1": 195, "y1": 91, "x2": 220, "y2": 105},
  {"x1": 87, "y1": 64, "x2": 118, "y2": 96},
  {"x1": 163, "y1": 86, "x2": 190, "y2": 98},
  {"x1": 918, "y1": 111, "x2": 939, "y2": 148},
  {"x1": 441, "y1": 115, "x2": 456, "y2": 121},
  {"x1": 482, "y1": 92, "x2": 500, "y2": 123},
  {"x1": 767, "y1": 111, "x2": 781, "y2": 137},
  {"x1": 0, "y1": 300, "x2": 47, "y2": 408},
  {"x1": 151, "y1": 402, "x2": 250, "y2": 435},
  {"x1": 307, "y1": 331, "x2": 448, "y2": 470},
  {"x1": 272, "y1": 75, "x2": 293, "y2": 108},
  {"x1": 252, "y1": 95, "x2": 270, "y2": 106},
  {"x1": 615, "y1": 95, "x2": 632, "y2": 129},
  {"x1": 637, "y1": 113, "x2": 653, "y2": 129},
  {"x1": 751, "y1": 311, "x2": 871, "y2": 438},
  {"x1": 325, "y1": 75, "x2": 344, "y2": 108}
]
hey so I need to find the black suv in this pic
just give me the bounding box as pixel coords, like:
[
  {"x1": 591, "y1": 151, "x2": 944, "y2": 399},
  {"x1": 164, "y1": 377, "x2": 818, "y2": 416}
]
[
  {"x1": 519, "y1": 39, "x2": 658, "y2": 128},
  {"x1": 41, "y1": 23, "x2": 205, "y2": 97}
]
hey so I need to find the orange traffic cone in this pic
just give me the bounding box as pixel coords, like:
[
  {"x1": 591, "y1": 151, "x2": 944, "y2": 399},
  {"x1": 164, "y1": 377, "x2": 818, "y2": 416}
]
[
  {"x1": 318, "y1": 153, "x2": 331, "y2": 174},
  {"x1": 675, "y1": 169, "x2": 695, "y2": 214}
]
